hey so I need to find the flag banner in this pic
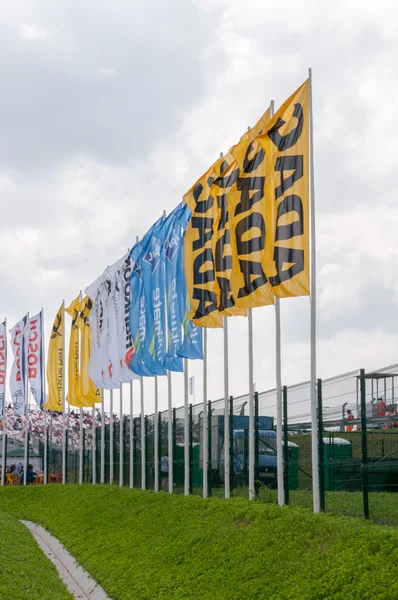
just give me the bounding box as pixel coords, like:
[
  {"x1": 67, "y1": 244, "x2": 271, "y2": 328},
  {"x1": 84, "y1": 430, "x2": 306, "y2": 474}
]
[
  {"x1": 9, "y1": 317, "x2": 27, "y2": 415},
  {"x1": 163, "y1": 204, "x2": 188, "y2": 372},
  {"x1": 77, "y1": 297, "x2": 101, "y2": 405},
  {"x1": 106, "y1": 256, "x2": 139, "y2": 384},
  {"x1": 65, "y1": 296, "x2": 85, "y2": 407},
  {"x1": 103, "y1": 264, "x2": 126, "y2": 387},
  {"x1": 86, "y1": 274, "x2": 117, "y2": 389},
  {"x1": 189, "y1": 376, "x2": 195, "y2": 396},
  {"x1": 117, "y1": 253, "x2": 139, "y2": 381},
  {"x1": 184, "y1": 154, "x2": 235, "y2": 328},
  {"x1": 174, "y1": 206, "x2": 203, "y2": 360},
  {"x1": 27, "y1": 312, "x2": 45, "y2": 410},
  {"x1": 209, "y1": 106, "x2": 275, "y2": 309},
  {"x1": 259, "y1": 80, "x2": 310, "y2": 297},
  {"x1": 129, "y1": 218, "x2": 165, "y2": 377},
  {"x1": 0, "y1": 321, "x2": 6, "y2": 416},
  {"x1": 140, "y1": 214, "x2": 176, "y2": 377},
  {"x1": 44, "y1": 304, "x2": 64, "y2": 412}
]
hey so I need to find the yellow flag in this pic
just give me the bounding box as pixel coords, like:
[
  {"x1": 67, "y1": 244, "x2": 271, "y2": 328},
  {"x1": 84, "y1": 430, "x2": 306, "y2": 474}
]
[
  {"x1": 43, "y1": 304, "x2": 64, "y2": 412},
  {"x1": 77, "y1": 296, "x2": 100, "y2": 406},
  {"x1": 184, "y1": 154, "x2": 233, "y2": 328},
  {"x1": 65, "y1": 296, "x2": 84, "y2": 408},
  {"x1": 212, "y1": 107, "x2": 275, "y2": 308},
  {"x1": 259, "y1": 80, "x2": 310, "y2": 297}
]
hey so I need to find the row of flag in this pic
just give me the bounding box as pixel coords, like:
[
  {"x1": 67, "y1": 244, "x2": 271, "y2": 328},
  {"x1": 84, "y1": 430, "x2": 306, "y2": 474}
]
[{"x1": 1, "y1": 78, "x2": 310, "y2": 416}]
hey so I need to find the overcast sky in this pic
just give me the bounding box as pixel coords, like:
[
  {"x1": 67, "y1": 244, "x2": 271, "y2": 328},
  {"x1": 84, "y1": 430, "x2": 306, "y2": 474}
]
[{"x1": 1, "y1": 0, "x2": 398, "y2": 418}]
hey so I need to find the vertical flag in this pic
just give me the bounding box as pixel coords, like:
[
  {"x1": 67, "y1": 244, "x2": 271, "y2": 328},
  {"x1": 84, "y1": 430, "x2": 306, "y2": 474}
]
[
  {"x1": 27, "y1": 312, "x2": 45, "y2": 410},
  {"x1": 260, "y1": 80, "x2": 310, "y2": 297},
  {"x1": 215, "y1": 107, "x2": 275, "y2": 308},
  {"x1": 44, "y1": 304, "x2": 64, "y2": 412},
  {"x1": 116, "y1": 253, "x2": 137, "y2": 381},
  {"x1": 9, "y1": 317, "x2": 27, "y2": 415},
  {"x1": 164, "y1": 205, "x2": 186, "y2": 372},
  {"x1": 0, "y1": 322, "x2": 6, "y2": 416},
  {"x1": 140, "y1": 216, "x2": 172, "y2": 376},
  {"x1": 77, "y1": 297, "x2": 101, "y2": 405},
  {"x1": 129, "y1": 218, "x2": 164, "y2": 377},
  {"x1": 65, "y1": 296, "x2": 83, "y2": 406},
  {"x1": 183, "y1": 155, "x2": 233, "y2": 328}
]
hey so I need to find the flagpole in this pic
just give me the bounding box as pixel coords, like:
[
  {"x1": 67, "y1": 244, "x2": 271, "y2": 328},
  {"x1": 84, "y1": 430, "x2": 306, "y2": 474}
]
[
  {"x1": 129, "y1": 381, "x2": 134, "y2": 487},
  {"x1": 275, "y1": 296, "x2": 284, "y2": 505},
  {"x1": 62, "y1": 300, "x2": 67, "y2": 485},
  {"x1": 78, "y1": 291, "x2": 83, "y2": 485},
  {"x1": 23, "y1": 312, "x2": 30, "y2": 486},
  {"x1": 223, "y1": 316, "x2": 230, "y2": 498},
  {"x1": 140, "y1": 376, "x2": 145, "y2": 490},
  {"x1": 119, "y1": 382, "x2": 123, "y2": 487},
  {"x1": 184, "y1": 358, "x2": 189, "y2": 496},
  {"x1": 110, "y1": 389, "x2": 114, "y2": 484},
  {"x1": 248, "y1": 307, "x2": 255, "y2": 500},
  {"x1": 41, "y1": 308, "x2": 48, "y2": 485},
  {"x1": 267, "y1": 96, "x2": 284, "y2": 507},
  {"x1": 154, "y1": 375, "x2": 159, "y2": 492},
  {"x1": 202, "y1": 328, "x2": 208, "y2": 498},
  {"x1": 92, "y1": 403, "x2": 96, "y2": 485},
  {"x1": 309, "y1": 67, "x2": 320, "y2": 513},
  {"x1": 79, "y1": 406, "x2": 83, "y2": 483},
  {"x1": 218, "y1": 149, "x2": 231, "y2": 500},
  {"x1": 100, "y1": 389, "x2": 105, "y2": 483},
  {"x1": 167, "y1": 370, "x2": 173, "y2": 493},
  {"x1": 1, "y1": 318, "x2": 7, "y2": 487}
]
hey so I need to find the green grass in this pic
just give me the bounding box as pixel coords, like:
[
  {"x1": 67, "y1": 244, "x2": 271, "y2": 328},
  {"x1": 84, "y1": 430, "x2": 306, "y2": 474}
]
[
  {"x1": 200, "y1": 485, "x2": 398, "y2": 525},
  {"x1": 0, "y1": 510, "x2": 72, "y2": 600},
  {"x1": 0, "y1": 486, "x2": 398, "y2": 599}
]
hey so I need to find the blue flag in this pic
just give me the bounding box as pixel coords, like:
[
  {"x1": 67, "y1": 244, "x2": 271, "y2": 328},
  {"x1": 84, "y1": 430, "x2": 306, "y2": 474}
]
[
  {"x1": 128, "y1": 224, "x2": 161, "y2": 377},
  {"x1": 140, "y1": 217, "x2": 169, "y2": 377},
  {"x1": 163, "y1": 204, "x2": 190, "y2": 372},
  {"x1": 173, "y1": 205, "x2": 203, "y2": 360}
]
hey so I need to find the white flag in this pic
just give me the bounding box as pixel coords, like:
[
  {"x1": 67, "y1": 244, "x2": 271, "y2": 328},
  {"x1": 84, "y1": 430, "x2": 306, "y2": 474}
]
[
  {"x1": 27, "y1": 312, "x2": 45, "y2": 410},
  {"x1": 9, "y1": 317, "x2": 27, "y2": 415},
  {"x1": 86, "y1": 274, "x2": 108, "y2": 388},
  {"x1": 86, "y1": 254, "x2": 138, "y2": 390},
  {"x1": 110, "y1": 253, "x2": 138, "y2": 383},
  {"x1": 189, "y1": 376, "x2": 195, "y2": 396},
  {"x1": 0, "y1": 321, "x2": 6, "y2": 416}
]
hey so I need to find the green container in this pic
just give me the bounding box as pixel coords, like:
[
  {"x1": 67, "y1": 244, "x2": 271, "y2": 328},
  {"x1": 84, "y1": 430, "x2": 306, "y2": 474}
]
[
  {"x1": 287, "y1": 441, "x2": 299, "y2": 490},
  {"x1": 323, "y1": 437, "x2": 352, "y2": 491}
]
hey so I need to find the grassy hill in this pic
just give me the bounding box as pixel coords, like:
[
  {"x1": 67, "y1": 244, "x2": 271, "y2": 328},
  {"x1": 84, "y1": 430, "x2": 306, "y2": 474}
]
[
  {"x1": 0, "y1": 510, "x2": 72, "y2": 600},
  {"x1": 0, "y1": 486, "x2": 397, "y2": 599}
]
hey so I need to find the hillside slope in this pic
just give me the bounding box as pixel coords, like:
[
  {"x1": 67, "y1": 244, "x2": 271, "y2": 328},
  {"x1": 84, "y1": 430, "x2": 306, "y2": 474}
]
[{"x1": 0, "y1": 486, "x2": 397, "y2": 600}]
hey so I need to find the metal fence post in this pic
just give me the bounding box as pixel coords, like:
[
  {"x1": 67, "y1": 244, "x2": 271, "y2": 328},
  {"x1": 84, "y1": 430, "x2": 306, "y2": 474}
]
[
  {"x1": 254, "y1": 392, "x2": 259, "y2": 498},
  {"x1": 317, "y1": 379, "x2": 325, "y2": 512},
  {"x1": 283, "y1": 386, "x2": 289, "y2": 505},
  {"x1": 229, "y1": 396, "x2": 234, "y2": 494},
  {"x1": 360, "y1": 369, "x2": 369, "y2": 519},
  {"x1": 207, "y1": 401, "x2": 212, "y2": 497}
]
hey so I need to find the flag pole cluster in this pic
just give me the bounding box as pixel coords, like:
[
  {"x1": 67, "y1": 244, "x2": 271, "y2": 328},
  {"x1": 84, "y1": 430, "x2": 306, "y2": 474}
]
[{"x1": 1, "y1": 77, "x2": 313, "y2": 503}]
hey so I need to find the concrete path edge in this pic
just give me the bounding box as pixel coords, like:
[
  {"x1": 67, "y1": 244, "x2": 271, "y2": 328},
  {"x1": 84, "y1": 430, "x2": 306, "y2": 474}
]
[{"x1": 21, "y1": 520, "x2": 110, "y2": 600}]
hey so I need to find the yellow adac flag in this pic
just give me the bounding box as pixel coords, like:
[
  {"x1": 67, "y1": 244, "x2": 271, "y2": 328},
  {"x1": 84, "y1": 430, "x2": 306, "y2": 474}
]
[
  {"x1": 43, "y1": 304, "x2": 64, "y2": 412},
  {"x1": 212, "y1": 106, "x2": 275, "y2": 309},
  {"x1": 184, "y1": 153, "x2": 234, "y2": 328},
  {"x1": 77, "y1": 296, "x2": 100, "y2": 406},
  {"x1": 259, "y1": 80, "x2": 310, "y2": 297},
  {"x1": 65, "y1": 296, "x2": 85, "y2": 408}
]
